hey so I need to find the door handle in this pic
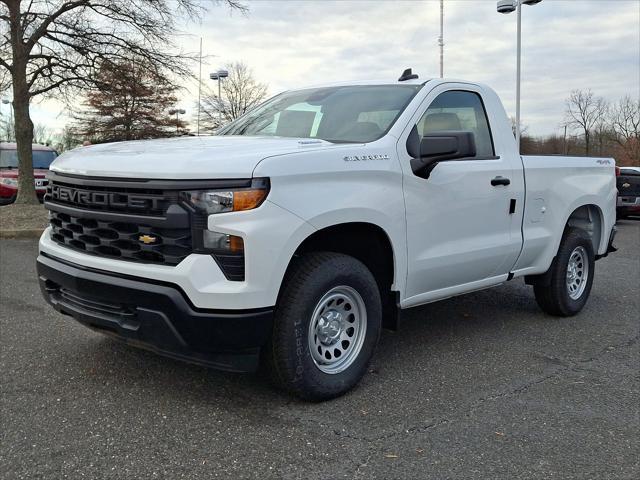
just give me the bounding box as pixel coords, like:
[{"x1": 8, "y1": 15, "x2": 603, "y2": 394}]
[{"x1": 491, "y1": 176, "x2": 511, "y2": 186}]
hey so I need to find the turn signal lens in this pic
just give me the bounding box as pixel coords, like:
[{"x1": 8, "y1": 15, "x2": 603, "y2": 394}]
[
  {"x1": 203, "y1": 230, "x2": 244, "y2": 253},
  {"x1": 233, "y1": 189, "x2": 268, "y2": 212},
  {"x1": 228, "y1": 235, "x2": 244, "y2": 253}
]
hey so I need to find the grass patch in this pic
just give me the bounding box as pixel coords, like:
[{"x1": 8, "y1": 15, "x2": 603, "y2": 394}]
[{"x1": 0, "y1": 204, "x2": 48, "y2": 231}]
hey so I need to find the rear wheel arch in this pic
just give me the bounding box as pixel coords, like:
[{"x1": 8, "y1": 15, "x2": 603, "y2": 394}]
[
  {"x1": 525, "y1": 204, "x2": 604, "y2": 288},
  {"x1": 533, "y1": 227, "x2": 595, "y2": 316},
  {"x1": 565, "y1": 204, "x2": 604, "y2": 254}
]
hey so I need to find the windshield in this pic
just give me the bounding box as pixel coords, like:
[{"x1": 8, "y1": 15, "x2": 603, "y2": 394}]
[
  {"x1": 219, "y1": 84, "x2": 422, "y2": 143},
  {"x1": 0, "y1": 149, "x2": 57, "y2": 169}
]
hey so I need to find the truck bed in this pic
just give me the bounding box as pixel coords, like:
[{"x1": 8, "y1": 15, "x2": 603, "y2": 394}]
[{"x1": 512, "y1": 155, "x2": 616, "y2": 276}]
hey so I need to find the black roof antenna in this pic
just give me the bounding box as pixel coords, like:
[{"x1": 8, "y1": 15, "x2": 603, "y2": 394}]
[{"x1": 398, "y1": 68, "x2": 419, "y2": 82}]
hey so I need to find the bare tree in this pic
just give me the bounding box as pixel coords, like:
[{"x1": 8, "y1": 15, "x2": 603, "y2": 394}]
[
  {"x1": 0, "y1": 0, "x2": 246, "y2": 204},
  {"x1": 610, "y1": 95, "x2": 640, "y2": 164},
  {"x1": 592, "y1": 103, "x2": 612, "y2": 157},
  {"x1": 564, "y1": 89, "x2": 608, "y2": 156},
  {"x1": 33, "y1": 122, "x2": 51, "y2": 144},
  {"x1": 48, "y1": 125, "x2": 81, "y2": 152},
  {"x1": 200, "y1": 62, "x2": 268, "y2": 130},
  {"x1": 510, "y1": 116, "x2": 529, "y2": 138}
]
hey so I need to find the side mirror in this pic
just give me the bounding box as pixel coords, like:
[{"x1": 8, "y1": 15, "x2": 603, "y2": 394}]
[{"x1": 408, "y1": 130, "x2": 476, "y2": 178}]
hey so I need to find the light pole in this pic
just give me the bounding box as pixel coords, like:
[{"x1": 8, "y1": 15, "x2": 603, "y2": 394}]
[
  {"x1": 209, "y1": 69, "x2": 229, "y2": 100},
  {"x1": 2, "y1": 98, "x2": 14, "y2": 141},
  {"x1": 168, "y1": 108, "x2": 186, "y2": 135},
  {"x1": 439, "y1": 0, "x2": 444, "y2": 78},
  {"x1": 496, "y1": 0, "x2": 542, "y2": 152},
  {"x1": 209, "y1": 69, "x2": 229, "y2": 126}
]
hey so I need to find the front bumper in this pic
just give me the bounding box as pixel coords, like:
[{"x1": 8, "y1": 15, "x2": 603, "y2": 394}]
[
  {"x1": 617, "y1": 196, "x2": 640, "y2": 215},
  {"x1": 37, "y1": 254, "x2": 273, "y2": 372},
  {"x1": 39, "y1": 195, "x2": 316, "y2": 310},
  {"x1": 617, "y1": 195, "x2": 640, "y2": 206}
]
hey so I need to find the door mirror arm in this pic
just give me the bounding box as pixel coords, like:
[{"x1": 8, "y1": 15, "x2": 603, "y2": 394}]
[{"x1": 407, "y1": 130, "x2": 477, "y2": 179}]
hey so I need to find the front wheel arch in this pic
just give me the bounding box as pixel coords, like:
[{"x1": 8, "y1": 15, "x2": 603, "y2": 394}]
[{"x1": 278, "y1": 222, "x2": 399, "y2": 329}]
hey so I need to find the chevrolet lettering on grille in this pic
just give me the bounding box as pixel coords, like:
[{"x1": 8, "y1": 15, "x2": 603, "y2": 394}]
[{"x1": 50, "y1": 185, "x2": 163, "y2": 210}]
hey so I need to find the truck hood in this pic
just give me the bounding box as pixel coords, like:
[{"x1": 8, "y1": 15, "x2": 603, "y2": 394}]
[{"x1": 50, "y1": 136, "x2": 340, "y2": 179}]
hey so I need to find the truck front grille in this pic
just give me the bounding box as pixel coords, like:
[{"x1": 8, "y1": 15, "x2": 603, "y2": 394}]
[
  {"x1": 49, "y1": 210, "x2": 192, "y2": 265},
  {"x1": 43, "y1": 172, "x2": 249, "y2": 279}
]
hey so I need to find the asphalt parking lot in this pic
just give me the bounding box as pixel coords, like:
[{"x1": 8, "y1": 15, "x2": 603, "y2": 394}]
[{"x1": 1, "y1": 221, "x2": 638, "y2": 479}]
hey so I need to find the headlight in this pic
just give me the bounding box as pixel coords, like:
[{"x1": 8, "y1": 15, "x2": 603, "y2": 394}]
[
  {"x1": 181, "y1": 178, "x2": 269, "y2": 215},
  {"x1": 0, "y1": 178, "x2": 18, "y2": 186},
  {"x1": 181, "y1": 178, "x2": 269, "y2": 282}
]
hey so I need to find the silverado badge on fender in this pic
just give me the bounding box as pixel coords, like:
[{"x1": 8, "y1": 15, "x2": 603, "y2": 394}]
[{"x1": 343, "y1": 154, "x2": 390, "y2": 162}]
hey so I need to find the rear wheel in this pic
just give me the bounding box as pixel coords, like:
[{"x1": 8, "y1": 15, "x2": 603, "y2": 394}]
[
  {"x1": 265, "y1": 252, "x2": 381, "y2": 401},
  {"x1": 534, "y1": 227, "x2": 595, "y2": 316}
]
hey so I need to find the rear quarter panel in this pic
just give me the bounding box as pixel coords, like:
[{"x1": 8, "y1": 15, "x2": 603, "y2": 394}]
[{"x1": 512, "y1": 156, "x2": 616, "y2": 276}]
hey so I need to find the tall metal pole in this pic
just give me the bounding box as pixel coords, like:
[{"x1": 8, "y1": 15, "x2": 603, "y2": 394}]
[
  {"x1": 218, "y1": 78, "x2": 223, "y2": 126},
  {"x1": 197, "y1": 37, "x2": 202, "y2": 136},
  {"x1": 439, "y1": 0, "x2": 444, "y2": 78},
  {"x1": 515, "y1": 0, "x2": 522, "y2": 153}
]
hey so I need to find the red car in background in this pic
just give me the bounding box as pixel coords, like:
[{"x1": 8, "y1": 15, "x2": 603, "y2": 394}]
[{"x1": 0, "y1": 142, "x2": 58, "y2": 205}]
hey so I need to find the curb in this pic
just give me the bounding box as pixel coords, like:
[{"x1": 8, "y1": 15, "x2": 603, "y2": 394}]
[{"x1": 0, "y1": 229, "x2": 45, "y2": 239}]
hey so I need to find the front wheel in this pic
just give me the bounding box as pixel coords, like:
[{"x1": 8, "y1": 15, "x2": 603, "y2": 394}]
[
  {"x1": 265, "y1": 252, "x2": 382, "y2": 401},
  {"x1": 534, "y1": 227, "x2": 595, "y2": 316}
]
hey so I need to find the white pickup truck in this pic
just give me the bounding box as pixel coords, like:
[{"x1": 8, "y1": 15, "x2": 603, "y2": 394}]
[{"x1": 37, "y1": 72, "x2": 617, "y2": 400}]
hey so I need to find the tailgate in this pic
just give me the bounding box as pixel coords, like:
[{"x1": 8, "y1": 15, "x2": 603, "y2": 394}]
[{"x1": 617, "y1": 171, "x2": 640, "y2": 197}]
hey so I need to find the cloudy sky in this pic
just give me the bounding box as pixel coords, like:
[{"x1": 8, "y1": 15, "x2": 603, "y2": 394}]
[{"x1": 19, "y1": 0, "x2": 640, "y2": 138}]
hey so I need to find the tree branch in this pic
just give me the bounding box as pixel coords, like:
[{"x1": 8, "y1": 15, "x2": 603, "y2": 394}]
[
  {"x1": 26, "y1": 0, "x2": 92, "y2": 50},
  {"x1": 0, "y1": 56, "x2": 11, "y2": 72}
]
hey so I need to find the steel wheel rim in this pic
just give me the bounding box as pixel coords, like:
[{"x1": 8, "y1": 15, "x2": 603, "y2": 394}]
[
  {"x1": 566, "y1": 246, "x2": 589, "y2": 300},
  {"x1": 308, "y1": 285, "x2": 367, "y2": 375}
]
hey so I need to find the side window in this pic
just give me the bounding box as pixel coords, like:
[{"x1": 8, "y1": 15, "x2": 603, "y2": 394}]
[{"x1": 416, "y1": 90, "x2": 495, "y2": 158}]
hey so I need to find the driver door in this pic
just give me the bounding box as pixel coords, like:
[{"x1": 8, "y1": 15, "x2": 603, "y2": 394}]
[{"x1": 398, "y1": 87, "x2": 523, "y2": 306}]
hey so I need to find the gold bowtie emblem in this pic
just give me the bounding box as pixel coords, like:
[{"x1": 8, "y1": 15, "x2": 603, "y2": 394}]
[{"x1": 139, "y1": 234, "x2": 157, "y2": 244}]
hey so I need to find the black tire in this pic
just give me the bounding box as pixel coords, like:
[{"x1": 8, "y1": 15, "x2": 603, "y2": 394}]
[
  {"x1": 265, "y1": 252, "x2": 382, "y2": 401},
  {"x1": 534, "y1": 227, "x2": 595, "y2": 317}
]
